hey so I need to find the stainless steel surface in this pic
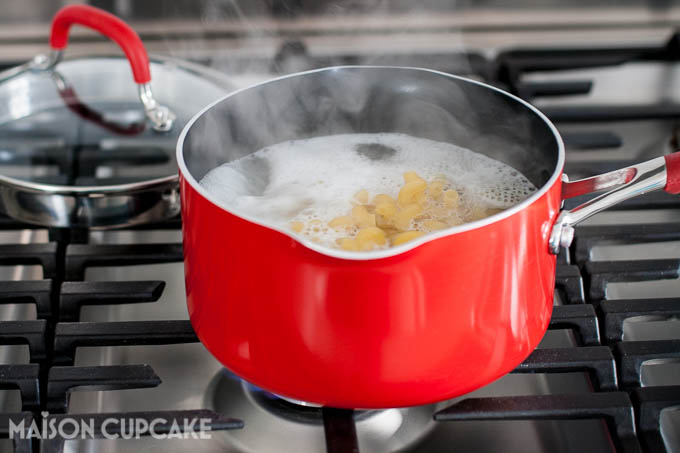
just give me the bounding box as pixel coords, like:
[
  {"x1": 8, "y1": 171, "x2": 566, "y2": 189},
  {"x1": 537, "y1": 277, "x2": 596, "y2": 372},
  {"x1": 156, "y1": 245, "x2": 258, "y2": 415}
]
[
  {"x1": 0, "y1": 55, "x2": 232, "y2": 227},
  {"x1": 550, "y1": 155, "x2": 669, "y2": 253},
  {"x1": 178, "y1": 65, "x2": 563, "y2": 261},
  {"x1": 1, "y1": 2, "x2": 680, "y2": 452}
]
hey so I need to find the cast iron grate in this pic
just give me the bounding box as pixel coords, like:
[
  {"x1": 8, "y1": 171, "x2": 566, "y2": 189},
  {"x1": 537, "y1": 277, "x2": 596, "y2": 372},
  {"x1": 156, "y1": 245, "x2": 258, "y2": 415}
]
[
  {"x1": 549, "y1": 304, "x2": 600, "y2": 346},
  {"x1": 497, "y1": 31, "x2": 680, "y2": 115},
  {"x1": 513, "y1": 347, "x2": 617, "y2": 391},
  {"x1": 555, "y1": 265, "x2": 586, "y2": 304},
  {"x1": 633, "y1": 386, "x2": 680, "y2": 453},
  {"x1": 64, "y1": 244, "x2": 183, "y2": 281},
  {"x1": 0, "y1": 244, "x2": 58, "y2": 279},
  {"x1": 600, "y1": 299, "x2": 680, "y2": 344},
  {"x1": 573, "y1": 223, "x2": 680, "y2": 265},
  {"x1": 585, "y1": 260, "x2": 680, "y2": 302},
  {"x1": 0, "y1": 280, "x2": 53, "y2": 319},
  {"x1": 0, "y1": 320, "x2": 48, "y2": 363},
  {"x1": 0, "y1": 217, "x2": 242, "y2": 453},
  {"x1": 0, "y1": 365, "x2": 40, "y2": 411},
  {"x1": 52, "y1": 320, "x2": 199, "y2": 365},
  {"x1": 434, "y1": 392, "x2": 641, "y2": 453},
  {"x1": 58, "y1": 281, "x2": 165, "y2": 322},
  {"x1": 46, "y1": 364, "x2": 161, "y2": 413},
  {"x1": 615, "y1": 340, "x2": 680, "y2": 390}
]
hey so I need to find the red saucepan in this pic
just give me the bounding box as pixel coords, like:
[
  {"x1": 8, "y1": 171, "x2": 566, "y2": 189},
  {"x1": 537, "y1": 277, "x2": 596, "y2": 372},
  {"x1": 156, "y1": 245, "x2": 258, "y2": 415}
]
[{"x1": 177, "y1": 67, "x2": 680, "y2": 408}]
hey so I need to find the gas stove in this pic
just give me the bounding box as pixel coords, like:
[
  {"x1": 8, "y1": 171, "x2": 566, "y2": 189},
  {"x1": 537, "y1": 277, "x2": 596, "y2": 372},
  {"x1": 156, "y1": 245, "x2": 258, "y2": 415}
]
[{"x1": 1, "y1": 3, "x2": 680, "y2": 452}]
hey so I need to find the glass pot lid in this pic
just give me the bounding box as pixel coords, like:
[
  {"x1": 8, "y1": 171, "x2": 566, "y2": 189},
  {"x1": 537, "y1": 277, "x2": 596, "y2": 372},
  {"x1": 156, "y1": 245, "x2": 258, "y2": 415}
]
[{"x1": 0, "y1": 56, "x2": 231, "y2": 187}]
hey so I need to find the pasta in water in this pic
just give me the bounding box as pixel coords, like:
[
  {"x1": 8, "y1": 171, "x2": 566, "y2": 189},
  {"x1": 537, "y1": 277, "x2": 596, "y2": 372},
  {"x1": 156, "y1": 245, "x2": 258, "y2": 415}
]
[{"x1": 200, "y1": 133, "x2": 537, "y2": 252}]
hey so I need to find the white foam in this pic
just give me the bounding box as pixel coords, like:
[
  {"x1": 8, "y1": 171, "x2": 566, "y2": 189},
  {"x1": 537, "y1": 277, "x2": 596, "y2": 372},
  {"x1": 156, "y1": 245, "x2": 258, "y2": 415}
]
[{"x1": 200, "y1": 133, "x2": 537, "y2": 248}]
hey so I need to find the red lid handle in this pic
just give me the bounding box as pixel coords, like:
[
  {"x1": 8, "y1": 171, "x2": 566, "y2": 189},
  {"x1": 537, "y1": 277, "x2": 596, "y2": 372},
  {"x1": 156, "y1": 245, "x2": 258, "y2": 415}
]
[
  {"x1": 49, "y1": 5, "x2": 150, "y2": 84},
  {"x1": 664, "y1": 151, "x2": 680, "y2": 194}
]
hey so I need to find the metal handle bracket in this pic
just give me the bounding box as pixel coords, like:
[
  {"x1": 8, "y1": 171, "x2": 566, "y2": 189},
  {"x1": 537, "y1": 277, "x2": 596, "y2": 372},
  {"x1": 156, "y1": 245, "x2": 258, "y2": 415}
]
[{"x1": 549, "y1": 156, "x2": 668, "y2": 254}]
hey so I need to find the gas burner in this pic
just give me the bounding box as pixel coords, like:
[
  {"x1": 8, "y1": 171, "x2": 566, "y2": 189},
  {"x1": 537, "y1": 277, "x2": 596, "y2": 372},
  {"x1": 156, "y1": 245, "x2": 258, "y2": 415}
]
[
  {"x1": 263, "y1": 392, "x2": 323, "y2": 410},
  {"x1": 204, "y1": 369, "x2": 437, "y2": 452}
]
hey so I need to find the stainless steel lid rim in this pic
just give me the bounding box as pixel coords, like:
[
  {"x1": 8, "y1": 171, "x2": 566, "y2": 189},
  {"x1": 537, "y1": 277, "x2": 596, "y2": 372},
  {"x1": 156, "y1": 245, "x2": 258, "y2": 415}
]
[
  {"x1": 0, "y1": 173, "x2": 179, "y2": 196},
  {"x1": 0, "y1": 177, "x2": 181, "y2": 228}
]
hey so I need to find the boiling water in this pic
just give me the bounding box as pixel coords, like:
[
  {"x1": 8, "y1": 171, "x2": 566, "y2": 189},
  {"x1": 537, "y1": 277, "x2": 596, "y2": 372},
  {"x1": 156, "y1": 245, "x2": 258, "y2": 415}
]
[{"x1": 200, "y1": 133, "x2": 537, "y2": 249}]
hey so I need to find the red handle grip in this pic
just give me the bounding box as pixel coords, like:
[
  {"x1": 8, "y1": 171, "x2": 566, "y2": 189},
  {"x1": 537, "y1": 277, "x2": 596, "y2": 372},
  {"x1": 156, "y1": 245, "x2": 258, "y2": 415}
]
[
  {"x1": 49, "y1": 5, "x2": 150, "y2": 84},
  {"x1": 665, "y1": 151, "x2": 680, "y2": 194}
]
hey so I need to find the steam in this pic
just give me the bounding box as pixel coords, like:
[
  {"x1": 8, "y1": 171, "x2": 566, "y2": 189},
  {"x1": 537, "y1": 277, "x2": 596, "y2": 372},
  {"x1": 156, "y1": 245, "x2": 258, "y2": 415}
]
[
  {"x1": 134, "y1": 0, "x2": 475, "y2": 79},
  {"x1": 129, "y1": 1, "x2": 546, "y2": 189}
]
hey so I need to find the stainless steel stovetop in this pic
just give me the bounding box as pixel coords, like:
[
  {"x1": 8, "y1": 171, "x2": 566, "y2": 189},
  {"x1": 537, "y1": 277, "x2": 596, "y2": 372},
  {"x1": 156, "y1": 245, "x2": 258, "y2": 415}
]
[{"x1": 1, "y1": 3, "x2": 680, "y2": 452}]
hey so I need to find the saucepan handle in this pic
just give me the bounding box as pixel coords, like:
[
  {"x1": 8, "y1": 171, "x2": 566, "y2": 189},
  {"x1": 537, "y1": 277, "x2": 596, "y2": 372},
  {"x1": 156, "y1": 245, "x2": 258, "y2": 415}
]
[
  {"x1": 46, "y1": 5, "x2": 175, "y2": 132},
  {"x1": 549, "y1": 151, "x2": 680, "y2": 254}
]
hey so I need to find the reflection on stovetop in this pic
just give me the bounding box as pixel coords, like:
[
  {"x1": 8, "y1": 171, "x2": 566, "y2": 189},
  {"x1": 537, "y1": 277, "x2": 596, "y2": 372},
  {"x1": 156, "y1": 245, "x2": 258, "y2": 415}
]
[{"x1": 2, "y1": 31, "x2": 680, "y2": 453}]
